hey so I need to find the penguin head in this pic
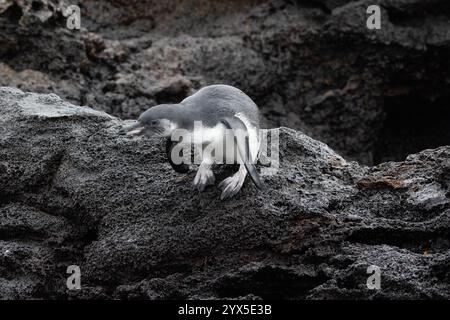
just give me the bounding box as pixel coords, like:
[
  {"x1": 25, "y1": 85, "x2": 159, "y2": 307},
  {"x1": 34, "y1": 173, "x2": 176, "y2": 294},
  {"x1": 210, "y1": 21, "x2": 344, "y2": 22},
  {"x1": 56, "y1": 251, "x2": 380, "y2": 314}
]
[{"x1": 121, "y1": 104, "x2": 179, "y2": 138}]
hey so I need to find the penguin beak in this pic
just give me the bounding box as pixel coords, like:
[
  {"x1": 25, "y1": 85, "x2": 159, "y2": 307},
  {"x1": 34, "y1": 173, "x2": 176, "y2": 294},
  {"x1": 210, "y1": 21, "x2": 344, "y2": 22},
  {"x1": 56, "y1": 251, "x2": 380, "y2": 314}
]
[{"x1": 120, "y1": 121, "x2": 145, "y2": 136}]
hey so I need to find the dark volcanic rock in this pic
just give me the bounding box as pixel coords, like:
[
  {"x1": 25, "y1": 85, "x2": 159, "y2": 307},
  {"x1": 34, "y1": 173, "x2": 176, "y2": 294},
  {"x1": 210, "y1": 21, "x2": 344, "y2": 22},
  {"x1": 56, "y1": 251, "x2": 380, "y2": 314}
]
[
  {"x1": 0, "y1": 87, "x2": 449, "y2": 299},
  {"x1": 1, "y1": 0, "x2": 450, "y2": 165}
]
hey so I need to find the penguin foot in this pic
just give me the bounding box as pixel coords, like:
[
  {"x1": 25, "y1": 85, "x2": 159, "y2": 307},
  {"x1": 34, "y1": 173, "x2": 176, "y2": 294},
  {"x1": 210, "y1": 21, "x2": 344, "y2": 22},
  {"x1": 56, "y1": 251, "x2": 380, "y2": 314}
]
[
  {"x1": 218, "y1": 168, "x2": 246, "y2": 200},
  {"x1": 193, "y1": 166, "x2": 215, "y2": 192}
]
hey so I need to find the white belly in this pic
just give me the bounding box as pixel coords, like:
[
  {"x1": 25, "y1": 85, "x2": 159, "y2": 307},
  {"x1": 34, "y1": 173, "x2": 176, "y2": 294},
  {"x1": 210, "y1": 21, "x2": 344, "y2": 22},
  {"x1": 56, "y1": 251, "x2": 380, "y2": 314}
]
[{"x1": 177, "y1": 115, "x2": 259, "y2": 165}]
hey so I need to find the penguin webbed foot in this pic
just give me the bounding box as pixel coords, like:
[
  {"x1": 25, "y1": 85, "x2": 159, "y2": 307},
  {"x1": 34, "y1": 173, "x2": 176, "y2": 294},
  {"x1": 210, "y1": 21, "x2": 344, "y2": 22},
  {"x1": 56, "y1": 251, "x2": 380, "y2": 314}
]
[
  {"x1": 192, "y1": 166, "x2": 215, "y2": 192},
  {"x1": 218, "y1": 167, "x2": 246, "y2": 200}
]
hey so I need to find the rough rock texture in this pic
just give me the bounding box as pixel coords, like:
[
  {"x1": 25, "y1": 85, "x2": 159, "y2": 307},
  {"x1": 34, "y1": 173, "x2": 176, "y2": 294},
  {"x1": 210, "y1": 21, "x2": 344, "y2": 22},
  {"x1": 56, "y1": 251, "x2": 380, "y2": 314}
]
[
  {"x1": 0, "y1": 87, "x2": 449, "y2": 299},
  {"x1": 1, "y1": 0, "x2": 450, "y2": 165}
]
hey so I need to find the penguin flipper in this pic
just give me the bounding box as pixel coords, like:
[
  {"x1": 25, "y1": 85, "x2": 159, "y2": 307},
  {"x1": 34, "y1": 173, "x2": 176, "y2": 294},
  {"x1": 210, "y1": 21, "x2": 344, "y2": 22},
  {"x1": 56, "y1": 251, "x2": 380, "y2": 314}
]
[
  {"x1": 165, "y1": 139, "x2": 190, "y2": 173},
  {"x1": 219, "y1": 116, "x2": 263, "y2": 189}
]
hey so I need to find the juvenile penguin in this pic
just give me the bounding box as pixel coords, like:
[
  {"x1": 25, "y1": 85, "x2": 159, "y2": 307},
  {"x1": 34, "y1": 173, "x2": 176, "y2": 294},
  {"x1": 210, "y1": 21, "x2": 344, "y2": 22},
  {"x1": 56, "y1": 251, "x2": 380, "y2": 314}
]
[{"x1": 122, "y1": 84, "x2": 262, "y2": 199}]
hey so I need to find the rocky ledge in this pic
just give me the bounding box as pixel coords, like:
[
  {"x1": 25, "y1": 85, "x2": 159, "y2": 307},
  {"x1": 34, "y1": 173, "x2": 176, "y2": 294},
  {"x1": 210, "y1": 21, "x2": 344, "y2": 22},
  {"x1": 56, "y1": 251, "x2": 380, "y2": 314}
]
[{"x1": 0, "y1": 87, "x2": 449, "y2": 299}]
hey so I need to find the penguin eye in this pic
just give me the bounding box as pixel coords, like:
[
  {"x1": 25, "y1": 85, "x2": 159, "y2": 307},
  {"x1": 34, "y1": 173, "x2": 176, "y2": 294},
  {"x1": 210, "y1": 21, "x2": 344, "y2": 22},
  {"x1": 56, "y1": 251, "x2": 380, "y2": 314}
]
[{"x1": 150, "y1": 120, "x2": 158, "y2": 125}]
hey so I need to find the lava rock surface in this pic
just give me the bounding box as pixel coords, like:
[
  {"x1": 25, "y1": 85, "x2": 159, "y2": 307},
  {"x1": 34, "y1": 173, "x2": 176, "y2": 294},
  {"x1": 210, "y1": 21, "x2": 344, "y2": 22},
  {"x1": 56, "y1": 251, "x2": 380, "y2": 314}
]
[{"x1": 0, "y1": 87, "x2": 449, "y2": 299}]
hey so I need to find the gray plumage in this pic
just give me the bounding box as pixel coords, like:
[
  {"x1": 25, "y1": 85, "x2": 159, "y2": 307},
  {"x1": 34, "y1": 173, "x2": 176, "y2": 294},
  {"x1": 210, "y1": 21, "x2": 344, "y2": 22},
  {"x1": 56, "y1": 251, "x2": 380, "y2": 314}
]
[{"x1": 138, "y1": 84, "x2": 260, "y2": 130}]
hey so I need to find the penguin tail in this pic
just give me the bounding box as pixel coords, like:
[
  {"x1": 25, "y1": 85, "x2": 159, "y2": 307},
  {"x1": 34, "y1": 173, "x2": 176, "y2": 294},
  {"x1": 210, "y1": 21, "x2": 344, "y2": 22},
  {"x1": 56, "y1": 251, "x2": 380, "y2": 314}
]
[{"x1": 220, "y1": 116, "x2": 263, "y2": 190}]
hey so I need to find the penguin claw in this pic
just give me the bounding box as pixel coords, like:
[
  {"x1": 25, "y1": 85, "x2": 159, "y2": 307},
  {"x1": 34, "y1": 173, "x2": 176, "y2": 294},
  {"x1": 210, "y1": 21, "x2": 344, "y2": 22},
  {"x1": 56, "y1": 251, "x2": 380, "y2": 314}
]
[
  {"x1": 220, "y1": 187, "x2": 240, "y2": 200},
  {"x1": 219, "y1": 175, "x2": 244, "y2": 200}
]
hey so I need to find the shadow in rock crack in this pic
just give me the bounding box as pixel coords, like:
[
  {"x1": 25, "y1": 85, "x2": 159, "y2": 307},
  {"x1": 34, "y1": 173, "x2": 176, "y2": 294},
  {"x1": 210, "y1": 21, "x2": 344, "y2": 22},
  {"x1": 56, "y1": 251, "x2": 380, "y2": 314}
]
[
  {"x1": 214, "y1": 264, "x2": 329, "y2": 299},
  {"x1": 346, "y1": 227, "x2": 450, "y2": 255},
  {"x1": 373, "y1": 93, "x2": 450, "y2": 165},
  {"x1": 386, "y1": 1, "x2": 450, "y2": 27}
]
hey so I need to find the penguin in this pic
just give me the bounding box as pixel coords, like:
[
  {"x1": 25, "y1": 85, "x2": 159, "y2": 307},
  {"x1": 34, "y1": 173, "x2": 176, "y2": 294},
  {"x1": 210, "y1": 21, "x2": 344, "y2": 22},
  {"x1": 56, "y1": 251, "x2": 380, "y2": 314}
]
[{"x1": 122, "y1": 84, "x2": 262, "y2": 199}]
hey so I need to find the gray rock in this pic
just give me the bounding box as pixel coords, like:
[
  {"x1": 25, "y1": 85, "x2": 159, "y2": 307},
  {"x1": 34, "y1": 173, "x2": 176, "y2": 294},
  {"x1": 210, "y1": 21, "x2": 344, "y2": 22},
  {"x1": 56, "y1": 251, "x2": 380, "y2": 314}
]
[{"x1": 0, "y1": 87, "x2": 448, "y2": 299}]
